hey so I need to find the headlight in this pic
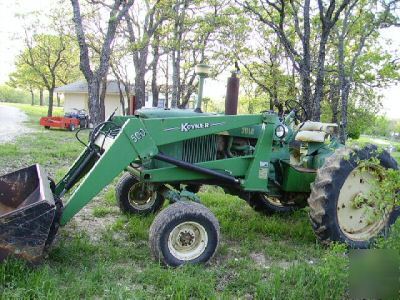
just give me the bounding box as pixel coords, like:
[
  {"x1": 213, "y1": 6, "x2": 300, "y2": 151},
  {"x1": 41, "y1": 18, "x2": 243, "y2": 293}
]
[{"x1": 275, "y1": 125, "x2": 288, "y2": 139}]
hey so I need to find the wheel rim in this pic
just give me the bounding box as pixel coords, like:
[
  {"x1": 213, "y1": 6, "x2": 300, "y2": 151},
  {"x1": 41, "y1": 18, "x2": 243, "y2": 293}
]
[
  {"x1": 128, "y1": 182, "x2": 157, "y2": 210},
  {"x1": 265, "y1": 196, "x2": 286, "y2": 208},
  {"x1": 168, "y1": 221, "x2": 208, "y2": 261},
  {"x1": 262, "y1": 195, "x2": 295, "y2": 208},
  {"x1": 337, "y1": 166, "x2": 389, "y2": 241}
]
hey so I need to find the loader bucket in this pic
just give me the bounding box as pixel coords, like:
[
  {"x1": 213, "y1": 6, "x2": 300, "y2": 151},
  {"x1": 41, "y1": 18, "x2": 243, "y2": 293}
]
[{"x1": 0, "y1": 164, "x2": 56, "y2": 263}]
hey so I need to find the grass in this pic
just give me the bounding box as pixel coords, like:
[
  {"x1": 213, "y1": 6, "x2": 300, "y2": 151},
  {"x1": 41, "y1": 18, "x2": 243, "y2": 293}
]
[{"x1": 0, "y1": 103, "x2": 399, "y2": 299}]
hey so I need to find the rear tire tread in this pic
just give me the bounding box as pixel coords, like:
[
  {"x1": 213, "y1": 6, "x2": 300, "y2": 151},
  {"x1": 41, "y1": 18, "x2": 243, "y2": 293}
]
[{"x1": 308, "y1": 145, "x2": 398, "y2": 248}]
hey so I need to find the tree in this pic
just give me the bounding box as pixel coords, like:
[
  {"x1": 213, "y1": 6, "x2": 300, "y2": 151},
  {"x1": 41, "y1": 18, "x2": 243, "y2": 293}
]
[
  {"x1": 110, "y1": 51, "x2": 132, "y2": 115},
  {"x1": 8, "y1": 63, "x2": 42, "y2": 106},
  {"x1": 170, "y1": 0, "x2": 190, "y2": 108},
  {"x1": 168, "y1": 0, "x2": 241, "y2": 108},
  {"x1": 333, "y1": 0, "x2": 400, "y2": 142},
  {"x1": 240, "y1": 0, "x2": 350, "y2": 120},
  {"x1": 238, "y1": 26, "x2": 295, "y2": 113},
  {"x1": 17, "y1": 34, "x2": 79, "y2": 116},
  {"x1": 124, "y1": 0, "x2": 168, "y2": 110},
  {"x1": 70, "y1": 0, "x2": 134, "y2": 125}
]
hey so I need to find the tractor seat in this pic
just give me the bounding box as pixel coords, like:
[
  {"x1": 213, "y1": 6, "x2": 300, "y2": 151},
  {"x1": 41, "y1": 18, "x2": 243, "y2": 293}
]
[{"x1": 295, "y1": 121, "x2": 338, "y2": 143}]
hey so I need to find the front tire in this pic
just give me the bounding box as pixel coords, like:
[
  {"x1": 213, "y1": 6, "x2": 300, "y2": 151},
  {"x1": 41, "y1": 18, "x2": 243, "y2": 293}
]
[
  {"x1": 308, "y1": 145, "x2": 399, "y2": 248},
  {"x1": 149, "y1": 201, "x2": 220, "y2": 267},
  {"x1": 116, "y1": 173, "x2": 164, "y2": 215}
]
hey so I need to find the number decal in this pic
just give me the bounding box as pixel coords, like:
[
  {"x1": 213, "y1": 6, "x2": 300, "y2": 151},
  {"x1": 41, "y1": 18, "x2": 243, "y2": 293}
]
[
  {"x1": 241, "y1": 127, "x2": 255, "y2": 135},
  {"x1": 131, "y1": 128, "x2": 146, "y2": 143}
]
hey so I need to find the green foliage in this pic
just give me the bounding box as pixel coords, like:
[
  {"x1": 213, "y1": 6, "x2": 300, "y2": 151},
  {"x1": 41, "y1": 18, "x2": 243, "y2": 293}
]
[
  {"x1": 364, "y1": 116, "x2": 392, "y2": 137},
  {"x1": 0, "y1": 85, "x2": 32, "y2": 103},
  {"x1": 13, "y1": 34, "x2": 81, "y2": 91},
  {"x1": 347, "y1": 106, "x2": 377, "y2": 139},
  {"x1": 375, "y1": 219, "x2": 400, "y2": 253},
  {"x1": 238, "y1": 93, "x2": 268, "y2": 114},
  {"x1": 369, "y1": 168, "x2": 400, "y2": 210}
]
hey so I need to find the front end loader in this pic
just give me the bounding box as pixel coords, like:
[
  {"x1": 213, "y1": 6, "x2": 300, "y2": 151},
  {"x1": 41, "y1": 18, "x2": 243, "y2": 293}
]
[{"x1": 1, "y1": 96, "x2": 399, "y2": 266}]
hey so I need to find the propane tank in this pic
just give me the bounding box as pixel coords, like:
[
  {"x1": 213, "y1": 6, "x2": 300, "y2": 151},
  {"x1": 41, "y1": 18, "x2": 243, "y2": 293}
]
[{"x1": 225, "y1": 68, "x2": 240, "y2": 115}]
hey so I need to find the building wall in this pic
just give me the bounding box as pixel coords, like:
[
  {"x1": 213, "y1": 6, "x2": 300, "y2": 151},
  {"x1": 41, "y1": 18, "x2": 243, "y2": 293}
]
[
  {"x1": 105, "y1": 94, "x2": 124, "y2": 117},
  {"x1": 63, "y1": 92, "x2": 125, "y2": 117},
  {"x1": 145, "y1": 92, "x2": 167, "y2": 108},
  {"x1": 63, "y1": 93, "x2": 88, "y2": 113}
]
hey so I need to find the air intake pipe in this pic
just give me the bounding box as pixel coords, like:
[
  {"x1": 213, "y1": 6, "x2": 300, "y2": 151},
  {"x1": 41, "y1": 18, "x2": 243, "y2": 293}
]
[{"x1": 225, "y1": 70, "x2": 240, "y2": 115}]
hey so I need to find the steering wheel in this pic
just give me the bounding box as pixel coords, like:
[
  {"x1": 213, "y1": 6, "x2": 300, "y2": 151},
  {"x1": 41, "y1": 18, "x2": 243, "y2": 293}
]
[{"x1": 285, "y1": 100, "x2": 308, "y2": 123}]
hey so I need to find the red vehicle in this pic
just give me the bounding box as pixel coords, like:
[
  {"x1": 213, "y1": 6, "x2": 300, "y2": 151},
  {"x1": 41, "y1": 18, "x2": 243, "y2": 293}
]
[
  {"x1": 40, "y1": 109, "x2": 89, "y2": 131},
  {"x1": 40, "y1": 116, "x2": 81, "y2": 131}
]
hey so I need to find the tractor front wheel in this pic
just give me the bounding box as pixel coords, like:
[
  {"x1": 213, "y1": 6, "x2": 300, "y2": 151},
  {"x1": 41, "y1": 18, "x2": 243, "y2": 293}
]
[
  {"x1": 308, "y1": 145, "x2": 399, "y2": 248},
  {"x1": 149, "y1": 201, "x2": 220, "y2": 267},
  {"x1": 116, "y1": 173, "x2": 164, "y2": 215},
  {"x1": 247, "y1": 193, "x2": 299, "y2": 214}
]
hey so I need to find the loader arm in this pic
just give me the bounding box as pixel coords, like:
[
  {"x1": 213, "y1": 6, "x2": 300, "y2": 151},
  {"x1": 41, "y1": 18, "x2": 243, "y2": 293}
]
[{"x1": 59, "y1": 113, "x2": 275, "y2": 225}]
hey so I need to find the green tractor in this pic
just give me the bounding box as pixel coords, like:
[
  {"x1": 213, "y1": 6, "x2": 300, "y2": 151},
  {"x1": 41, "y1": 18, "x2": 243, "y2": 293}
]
[{"x1": 0, "y1": 89, "x2": 398, "y2": 266}]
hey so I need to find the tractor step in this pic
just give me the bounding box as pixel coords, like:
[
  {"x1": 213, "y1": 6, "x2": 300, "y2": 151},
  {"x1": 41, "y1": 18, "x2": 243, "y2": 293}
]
[{"x1": 0, "y1": 164, "x2": 56, "y2": 263}]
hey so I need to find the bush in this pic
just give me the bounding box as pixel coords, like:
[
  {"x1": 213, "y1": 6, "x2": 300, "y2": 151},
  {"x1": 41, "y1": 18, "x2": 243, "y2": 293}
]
[
  {"x1": 0, "y1": 85, "x2": 31, "y2": 104},
  {"x1": 348, "y1": 127, "x2": 361, "y2": 139}
]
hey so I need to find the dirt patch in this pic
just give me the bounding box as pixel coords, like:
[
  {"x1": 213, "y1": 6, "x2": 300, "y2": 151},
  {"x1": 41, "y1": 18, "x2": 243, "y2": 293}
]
[
  {"x1": 250, "y1": 252, "x2": 292, "y2": 270},
  {"x1": 63, "y1": 198, "x2": 119, "y2": 243},
  {"x1": 250, "y1": 252, "x2": 267, "y2": 266},
  {"x1": 0, "y1": 105, "x2": 33, "y2": 143}
]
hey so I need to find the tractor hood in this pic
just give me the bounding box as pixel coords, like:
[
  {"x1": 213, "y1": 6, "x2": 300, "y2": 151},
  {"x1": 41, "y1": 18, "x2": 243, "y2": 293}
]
[{"x1": 136, "y1": 108, "x2": 219, "y2": 119}]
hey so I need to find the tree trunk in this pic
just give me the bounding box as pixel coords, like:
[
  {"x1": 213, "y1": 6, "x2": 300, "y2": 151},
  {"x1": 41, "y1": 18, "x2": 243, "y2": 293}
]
[
  {"x1": 151, "y1": 38, "x2": 160, "y2": 108},
  {"x1": 179, "y1": 72, "x2": 196, "y2": 108},
  {"x1": 171, "y1": 49, "x2": 180, "y2": 108},
  {"x1": 165, "y1": 53, "x2": 169, "y2": 108},
  {"x1": 39, "y1": 89, "x2": 44, "y2": 106},
  {"x1": 57, "y1": 93, "x2": 60, "y2": 107},
  {"x1": 100, "y1": 76, "x2": 107, "y2": 121},
  {"x1": 134, "y1": 74, "x2": 146, "y2": 110},
  {"x1": 87, "y1": 79, "x2": 102, "y2": 126},
  {"x1": 132, "y1": 46, "x2": 149, "y2": 110},
  {"x1": 47, "y1": 88, "x2": 54, "y2": 117},
  {"x1": 329, "y1": 80, "x2": 340, "y2": 125},
  {"x1": 299, "y1": 65, "x2": 312, "y2": 118},
  {"x1": 30, "y1": 88, "x2": 34, "y2": 106},
  {"x1": 124, "y1": 83, "x2": 130, "y2": 114},
  {"x1": 312, "y1": 32, "x2": 330, "y2": 121},
  {"x1": 116, "y1": 79, "x2": 126, "y2": 115},
  {"x1": 338, "y1": 21, "x2": 347, "y2": 144},
  {"x1": 151, "y1": 76, "x2": 159, "y2": 108},
  {"x1": 301, "y1": 0, "x2": 312, "y2": 118},
  {"x1": 339, "y1": 83, "x2": 350, "y2": 143}
]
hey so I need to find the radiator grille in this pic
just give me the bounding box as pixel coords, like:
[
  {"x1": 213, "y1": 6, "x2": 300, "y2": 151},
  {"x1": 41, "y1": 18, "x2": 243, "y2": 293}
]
[{"x1": 182, "y1": 135, "x2": 218, "y2": 163}]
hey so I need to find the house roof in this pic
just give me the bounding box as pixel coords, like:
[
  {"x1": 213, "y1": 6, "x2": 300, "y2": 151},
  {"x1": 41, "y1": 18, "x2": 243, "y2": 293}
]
[{"x1": 55, "y1": 80, "x2": 133, "y2": 94}]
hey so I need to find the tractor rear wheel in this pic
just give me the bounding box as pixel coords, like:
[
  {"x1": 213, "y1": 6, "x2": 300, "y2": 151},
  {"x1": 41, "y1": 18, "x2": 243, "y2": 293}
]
[
  {"x1": 308, "y1": 145, "x2": 399, "y2": 248},
  {"x1": 116, "y1": 173, "x2": 164, "y2": 215},
  {"x1": 247, "y1": 193, "x2": 299, "y2": 214},
  {"x1": 149, "y1": 201, "x2": 220, "y2": 267}
]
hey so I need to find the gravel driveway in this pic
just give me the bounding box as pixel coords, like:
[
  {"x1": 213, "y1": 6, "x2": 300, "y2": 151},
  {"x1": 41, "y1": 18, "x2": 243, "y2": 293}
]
[{"x1": 0, "y1": 105, "x2": 32, "y2": 143}]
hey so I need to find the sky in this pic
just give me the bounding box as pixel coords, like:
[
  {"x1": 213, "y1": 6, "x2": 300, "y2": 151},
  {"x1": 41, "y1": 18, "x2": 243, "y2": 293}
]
[{"x1": 0, "y1": 0, "x2": 399, "y2": 119}]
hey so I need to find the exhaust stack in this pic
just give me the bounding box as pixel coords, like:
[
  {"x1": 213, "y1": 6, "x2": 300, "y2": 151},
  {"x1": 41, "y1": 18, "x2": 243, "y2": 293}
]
[{"x1": 225, "y1": 70, "x2": 240, "y2": 115}]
